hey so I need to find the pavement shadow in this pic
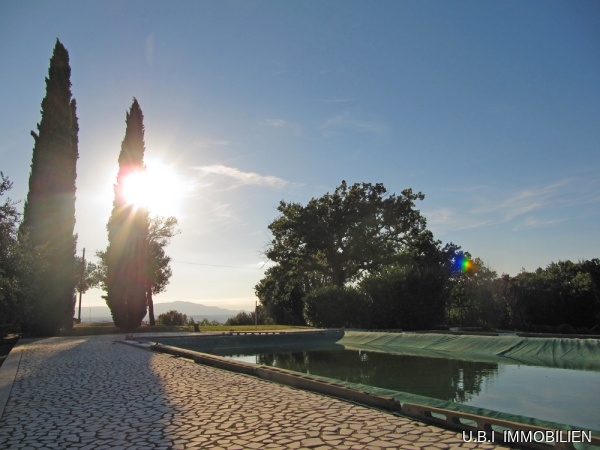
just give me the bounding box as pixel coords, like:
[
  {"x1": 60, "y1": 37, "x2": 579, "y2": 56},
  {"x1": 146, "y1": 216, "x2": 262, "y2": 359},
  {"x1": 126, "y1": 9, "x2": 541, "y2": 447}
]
[{"x1": 0, "y1": 336, "x2": 178, "y2": 449}]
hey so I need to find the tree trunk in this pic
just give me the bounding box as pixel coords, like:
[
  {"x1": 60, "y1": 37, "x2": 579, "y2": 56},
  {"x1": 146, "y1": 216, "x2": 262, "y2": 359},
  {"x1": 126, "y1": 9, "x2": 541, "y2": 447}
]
[{"x1": 147, "y1": 286, "x2": 155, "y2": 326}]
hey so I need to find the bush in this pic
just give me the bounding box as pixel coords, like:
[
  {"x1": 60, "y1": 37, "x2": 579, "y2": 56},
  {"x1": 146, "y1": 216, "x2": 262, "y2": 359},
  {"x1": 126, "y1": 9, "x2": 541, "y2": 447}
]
[
  {"x1": 225, "y1": 311, "x2": 254, "y2": 326},
  {"x1": 303, "y1": 285, "x2": 370, "y2": 328},
  {"x1": 197, "y1": 318, "x2": 222, "y2": 326},
  {"x1": 225, "y1": 308, "x2": 274, "y2": 326},
  {"x1": 361, "y1": 265, "x2": 446, "y2": 331},
  {"x1": 157, "y1": 310, "x2": 187, "y2": 326}
]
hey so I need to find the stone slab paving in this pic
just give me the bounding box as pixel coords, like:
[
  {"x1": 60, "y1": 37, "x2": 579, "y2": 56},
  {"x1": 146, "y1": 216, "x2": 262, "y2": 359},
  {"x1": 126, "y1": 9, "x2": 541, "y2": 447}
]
[{"x1": 0, "y1": 335, "x2": 513, "y2": 449}]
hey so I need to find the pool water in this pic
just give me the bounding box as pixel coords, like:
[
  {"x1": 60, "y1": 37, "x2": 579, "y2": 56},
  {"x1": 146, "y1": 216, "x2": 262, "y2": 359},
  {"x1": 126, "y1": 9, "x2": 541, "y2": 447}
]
[{"x1": 215, "y1": 346, "x2": 600, "y2": 431}]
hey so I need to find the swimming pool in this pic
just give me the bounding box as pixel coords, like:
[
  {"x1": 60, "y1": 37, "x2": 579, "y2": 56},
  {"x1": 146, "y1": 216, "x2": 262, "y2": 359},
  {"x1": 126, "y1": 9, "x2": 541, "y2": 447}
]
[
  {"x1": 145, "y1": 331, "x2": 600, "y2": 434},
  {"x1": 217, "y1": 346, "x2": 600, "y2": 431}
]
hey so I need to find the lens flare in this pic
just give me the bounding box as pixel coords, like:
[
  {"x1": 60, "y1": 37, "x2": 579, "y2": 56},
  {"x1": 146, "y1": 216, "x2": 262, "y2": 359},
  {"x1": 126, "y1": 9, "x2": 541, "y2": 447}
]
[
  {"x1": 119, "y1": 159, "x2": 190, "y2": 217},
  {"x1": 454, "y1": 255, "x2": 473, "y2": 273}
]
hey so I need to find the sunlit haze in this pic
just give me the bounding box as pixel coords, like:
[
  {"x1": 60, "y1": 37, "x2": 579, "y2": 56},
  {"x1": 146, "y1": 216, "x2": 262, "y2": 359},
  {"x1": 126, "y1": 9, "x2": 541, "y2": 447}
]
[
  {"x1": 1, "y1": 1, "x2": 598, "y2": 313},
  {"x1": 121, "y1": 160, "x2": 191, "y2": 217}
]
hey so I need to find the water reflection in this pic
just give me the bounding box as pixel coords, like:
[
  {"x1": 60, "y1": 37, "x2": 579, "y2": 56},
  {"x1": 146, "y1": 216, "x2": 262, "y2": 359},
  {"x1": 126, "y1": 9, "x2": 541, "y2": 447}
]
[{"x1": 218, "y1": 346, "x2": 499, "y2": 403}]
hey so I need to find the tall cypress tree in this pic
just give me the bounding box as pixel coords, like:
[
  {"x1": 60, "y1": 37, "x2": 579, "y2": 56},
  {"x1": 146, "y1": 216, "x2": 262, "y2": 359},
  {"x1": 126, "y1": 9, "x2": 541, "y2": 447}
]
[
  {"x1": 20, "y1": 39, "x2": 79, "y2": 335},
  {"x1": 105, "y1": 99, "x2": 150, "y2": 330}
]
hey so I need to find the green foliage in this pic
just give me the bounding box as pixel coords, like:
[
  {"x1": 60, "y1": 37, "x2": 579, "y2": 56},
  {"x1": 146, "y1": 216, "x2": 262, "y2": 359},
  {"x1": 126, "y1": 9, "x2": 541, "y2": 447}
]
[
  {"x1": 19, "y1": 40, "x2": 79, "y2": 335},
  {"x1": 74, "y1": 255, "x2": 102, "y2": 295},
  {"x1": 361, "y1": 253, "x2": 448, "y2": 330},
  {"x1": 225, "y1": 307, "x2": 273, "y2": 326},
  {"x1": 225, "y1": 311, "x2": 254, "y2": 326},
  {"x1": 195, "y1": 318, "x2": 222, "y2": 326},
  {"x1": 257, "y1": 181, "x2": 428, "y2": 325},
  {"x1": 147, "y1": 216, "x2": 178, "y2": 295},
  {"x1": 255, "y1": 265, "x2": 306, "y2": 325},
  {"x1": 97, "y1": 215, "x2": 178, "y2": 326},
  {"x1": 157, "y1": 310, "x2": 187, "y2": 326},
  {"x1": 95, "y1": 216, "x2": 178, "y2": 296},
  {"x1": 446, "y1": 258, "x2": 503, "y2": 328},
  {"x1": 511, "y1": 260, "x2": 600, "y2": 330},
  {"x1": 104, "y1": 99, "x2": 149, "y2": 330},
  {"x1": 304, "y1": 285, "x2": 371, "y2": 328},
  {"x1": 0, "y1": 173, "x2": 26, "y2": 333},
  {"x1": 266, "y1": 181, "x2": 427, "y2": 287}
]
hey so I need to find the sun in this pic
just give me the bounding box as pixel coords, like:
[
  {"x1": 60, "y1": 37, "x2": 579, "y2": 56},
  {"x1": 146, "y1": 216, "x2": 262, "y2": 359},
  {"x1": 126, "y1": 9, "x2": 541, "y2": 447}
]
[{"x1": 121, "y1": 159, "x2": 189, "y2": 217}]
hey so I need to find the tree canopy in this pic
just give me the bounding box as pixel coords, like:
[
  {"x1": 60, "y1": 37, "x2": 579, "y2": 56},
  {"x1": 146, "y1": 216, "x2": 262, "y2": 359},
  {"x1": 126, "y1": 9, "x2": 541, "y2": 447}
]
[
  {"x1": 0, "y1": 173, "x2": 25, "y2": 333},
  {"x1": 265, "y1": 180, "x2": 427, "y2": 288},
  {"x1": 146, "y1": 215, "x2": 179, "y2": 325}
]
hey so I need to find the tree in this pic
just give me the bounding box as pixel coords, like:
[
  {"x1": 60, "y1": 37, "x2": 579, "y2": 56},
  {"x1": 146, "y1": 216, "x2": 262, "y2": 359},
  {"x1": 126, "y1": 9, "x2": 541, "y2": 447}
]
[
  {"x1": 104, "y1": 99, "x2": 150, "y2": 330},
  {"x1": 73, "y1": 253, "x2": 102, "y2": 323},
  {"x1": 19, "y1": 40, "x2": 79, "y2": 335},
  {"x1": 225, "y1": 311, "x2": 255, "y2": 326},
  {"x1": 360, "y1": 233, "x2": 451, "y2": 330},
  {"x1": 0, "y1": 173, "x2": 26, "y2": 334},
  {"x1": 265, "y1": 181, "x2": 427, "y2": 288},
  {"x1": 74, "y1": 256, "x2": 102, "y2": 296},
  {"x1": 157, "y1": 310, "x2": 187, "y2": 326},
  {"x1": 258, "y1": 181, "x2": 427, "y2": 324},
  {"x1": 225, "y1": 307, "x2": 273, "y2": 326},
  {"x1": 446, "y1": 257, "x2": 503, "y2": 328},
  {"x1": 303, "y1": 285, "x2": 371, "y2": 328},
  {"x1": 511, "y1": 260, "x2": 600, "y2": 330},
  {"x1": 146, "y1": 216, "x2": 179, "y2": 325},
  {"x1": 255, "y1": 264, "x2": 307, "y2": 325},
  {"x1": 95, "y1": 215, "x2": 179, "y2": 326}
]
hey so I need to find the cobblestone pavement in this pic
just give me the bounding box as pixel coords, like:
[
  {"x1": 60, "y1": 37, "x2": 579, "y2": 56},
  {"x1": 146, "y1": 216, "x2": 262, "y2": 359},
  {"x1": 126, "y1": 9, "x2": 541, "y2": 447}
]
[{"x1": 0, "y1": 335, "x2": 512, "y2": 449}]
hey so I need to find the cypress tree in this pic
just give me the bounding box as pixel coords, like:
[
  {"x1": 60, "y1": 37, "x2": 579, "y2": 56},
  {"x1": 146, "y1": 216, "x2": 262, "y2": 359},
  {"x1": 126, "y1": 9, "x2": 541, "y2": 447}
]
[
  {"x1": 20, "y1": 39, "x2": 79, "y2": 335},
  {"x1": 105, "y1": 99, "x2": 150, "y2": 329}
]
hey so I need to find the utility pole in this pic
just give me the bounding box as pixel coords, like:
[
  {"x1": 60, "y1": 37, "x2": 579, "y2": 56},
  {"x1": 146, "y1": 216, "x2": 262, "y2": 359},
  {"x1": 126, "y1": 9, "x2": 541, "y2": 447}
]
[
  {"x1": 255, "y1": 300, "x2": 258, "y2": 331},
  {"x1": 77, "y1": 248, "x2": 85, "y2": 323}
]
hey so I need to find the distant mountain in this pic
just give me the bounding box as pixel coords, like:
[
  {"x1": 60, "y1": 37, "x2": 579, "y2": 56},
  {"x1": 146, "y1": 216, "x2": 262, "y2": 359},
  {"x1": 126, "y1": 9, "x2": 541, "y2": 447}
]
[
  {"x1": 154, "y1": 301, "x2": 246, "y2": 317},
  {"x1": 77, "y1": 300, "x2": 248, "y2": 323}
]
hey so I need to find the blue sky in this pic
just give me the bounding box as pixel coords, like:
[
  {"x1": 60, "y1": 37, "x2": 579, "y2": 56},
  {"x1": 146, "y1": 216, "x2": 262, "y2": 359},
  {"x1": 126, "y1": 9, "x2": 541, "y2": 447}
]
[{"x1": 1, "y1": 1, "x2": 599, "y2": 311}]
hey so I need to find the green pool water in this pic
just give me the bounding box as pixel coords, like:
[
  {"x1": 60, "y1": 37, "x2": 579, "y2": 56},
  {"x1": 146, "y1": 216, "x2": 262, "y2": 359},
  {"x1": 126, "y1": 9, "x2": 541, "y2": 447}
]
[{"x1": 212, "y1": 346, "x2": 600, "y2": 431}]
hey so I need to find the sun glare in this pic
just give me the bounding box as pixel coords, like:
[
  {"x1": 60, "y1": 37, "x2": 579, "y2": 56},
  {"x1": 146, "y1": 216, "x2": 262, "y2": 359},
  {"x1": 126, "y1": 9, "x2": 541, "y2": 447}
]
[{"x1": 121, "y1": 160, "x2": 189, "y2": 217}]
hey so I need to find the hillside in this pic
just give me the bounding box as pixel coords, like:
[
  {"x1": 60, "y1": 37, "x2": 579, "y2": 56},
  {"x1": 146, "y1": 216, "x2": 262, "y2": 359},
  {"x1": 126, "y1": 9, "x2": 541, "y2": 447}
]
[{"x1": 77, "y1": 300, "x2": 248, "y2": 323}]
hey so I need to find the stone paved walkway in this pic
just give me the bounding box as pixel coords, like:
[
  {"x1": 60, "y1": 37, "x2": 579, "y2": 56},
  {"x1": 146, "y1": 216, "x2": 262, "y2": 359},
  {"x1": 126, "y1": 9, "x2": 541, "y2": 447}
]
[{"x1": 0, "y1": 335, "x2": 512, "y2": 449}]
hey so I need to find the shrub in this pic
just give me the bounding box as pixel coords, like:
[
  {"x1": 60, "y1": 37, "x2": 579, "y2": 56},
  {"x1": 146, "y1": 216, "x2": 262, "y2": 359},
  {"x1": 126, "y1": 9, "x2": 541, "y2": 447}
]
[
  {"x1": 157, "y1": 310, "x2": 187, "y2": 326},
  {"x1": 225, "y1": 311, "x2": 254, "y2": 326},
  {"x1": 303, "y1": 285, "x2": 370, "y2": 328},
  {"x1": 361, "y1": 264, "x2": 446, "y2": 331}
]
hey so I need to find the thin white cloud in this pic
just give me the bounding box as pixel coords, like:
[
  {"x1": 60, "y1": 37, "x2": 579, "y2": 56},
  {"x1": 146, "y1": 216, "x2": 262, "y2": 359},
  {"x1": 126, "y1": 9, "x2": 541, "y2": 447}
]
[
  {"x1": 193, "y1": 138, "x2": 232, "y2": 149},
  {"x1": 426, "y1": 178, "x2": 599, "y2": 234},
  {"x1": 193, "y1": 164, "x2": 289, "y2": 189},
  {"x1": 263, "y1": 119, "x2": 287, "y2": 127},
  {"x1": 512, "y1": 216, "x2": 563, "y2": 231},
  {"x1": 262, "y1": 118, "x2": 301, "y2": 135},
  {"x1": 470, "y1": 180, "x2": 570, "y2": 221},
  {"x1": 322, "y1": 109, "x2": 389, "y2": 136},
  {"x1": 425, "y1": 207, "x2": 494, "y2": 233}
]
